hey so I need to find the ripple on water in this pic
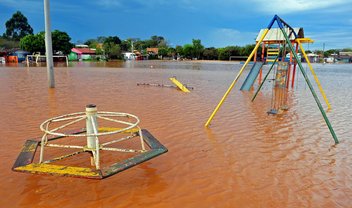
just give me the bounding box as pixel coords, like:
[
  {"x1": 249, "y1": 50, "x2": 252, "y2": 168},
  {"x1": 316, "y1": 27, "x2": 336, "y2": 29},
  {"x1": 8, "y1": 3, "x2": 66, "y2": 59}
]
[{"x1": 0, "y1": 62, "x2": 351, "y2": 207}]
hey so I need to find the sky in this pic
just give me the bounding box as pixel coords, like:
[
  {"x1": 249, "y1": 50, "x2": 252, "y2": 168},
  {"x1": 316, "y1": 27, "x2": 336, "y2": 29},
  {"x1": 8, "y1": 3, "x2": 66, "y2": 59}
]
[{"x1": 1, "y1": 0, "x2": 352, "y2": 50}]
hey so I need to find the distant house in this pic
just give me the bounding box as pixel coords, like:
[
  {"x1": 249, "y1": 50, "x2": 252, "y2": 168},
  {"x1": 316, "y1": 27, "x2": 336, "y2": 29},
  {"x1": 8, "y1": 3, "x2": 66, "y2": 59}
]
[
  {"x1": 306, "y1": 53, "x2": 320, "y2": 63},
  {"x1": 337, "y1": 52, "x2": 352, "y2": 63},
  {"x1": 123, "y1": 52, "x2": 136, "y2": 60},
  {"x1": 69, "y1": 47, "x2": 96, "y2": 61},
  {"x1": 146, "y1": 48, "x2": 158, "y2": 55}
]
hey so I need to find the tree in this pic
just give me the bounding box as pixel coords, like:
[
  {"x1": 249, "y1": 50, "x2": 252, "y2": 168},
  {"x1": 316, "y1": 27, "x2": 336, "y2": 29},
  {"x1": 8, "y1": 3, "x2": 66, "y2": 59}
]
[
  {"x1": 85, "y1": 39, "x2": 99, "y2": 48},
  {"x1": 341, "y1": 48, "x2": 352, "y2": 52},
  {"x1": 203, "y1": 47, "x2": 218, "y2": 60},
  {"x1": 3, "y1": 11, "x2": 33, "y2": 40},
  {"x1": 0, "y1": 37, "x2": 20, "y2": 49},
  {"x1": 104, "y1": 36, "x2": 121, "y2": 45},
  {"x1": 217, "y1": 47, "x2": 230, "y2": 60},
  {"x1": 192, "y1": 39, "x2": 204, "y2": 59},
  {"x1": 19, "y1": 32, "x2": 45, "y2": 53},
  {"x1": 145, "y1": 35, "x2": 166, "y2": 48},
  {"x1": 183, "y1": 44, "x2": 194, "y2": 59},
  {"x1": 20, "y1": 30, "x2": 73, "y2": 54},
  {"x1": 175, "y1": 45, "x2": 184, "y2": 56},
  {"x1": 134, "y1": 40, "x2": 147, "y2": 51},
  {"x1": 324, "y1": 49, "x2": 339, "y2": 58},
  {"x1": 158, "y1": 47, "x2": 168, "y2": 59},
  {"x1": 52, "y1": 30, "x2": 74, "y2": 54},
  {"x1": 120, "y1": 40, "x2": 130, "y2": 52},
  {"x1": 241, "y1": 44, "x2": 256, "y2": 56},
  {"x1": 103, "y1": 41, "x2": 122, "y2": 59},
  {"x1": 168, "y1": 47, "x2": 176, "y2": 58}
]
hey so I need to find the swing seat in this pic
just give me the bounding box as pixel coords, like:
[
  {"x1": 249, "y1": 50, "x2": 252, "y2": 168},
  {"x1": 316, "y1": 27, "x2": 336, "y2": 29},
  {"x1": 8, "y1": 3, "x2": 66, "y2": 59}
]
[{"x1": 267, "y1": 109, "x2": 278, "y2": 115}]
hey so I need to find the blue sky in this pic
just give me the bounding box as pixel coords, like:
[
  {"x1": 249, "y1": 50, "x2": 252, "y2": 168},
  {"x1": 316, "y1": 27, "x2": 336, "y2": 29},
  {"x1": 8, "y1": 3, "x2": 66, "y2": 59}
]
[{"x1": 1, "y1": 0, "x2": 351, "y2": 50}]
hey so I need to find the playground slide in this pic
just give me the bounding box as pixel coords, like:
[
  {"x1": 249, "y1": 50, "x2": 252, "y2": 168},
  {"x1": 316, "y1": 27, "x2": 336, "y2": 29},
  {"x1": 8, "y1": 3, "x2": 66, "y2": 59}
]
[{"x1": 240, "y1": 61, "x2": 264, "y2": 91}]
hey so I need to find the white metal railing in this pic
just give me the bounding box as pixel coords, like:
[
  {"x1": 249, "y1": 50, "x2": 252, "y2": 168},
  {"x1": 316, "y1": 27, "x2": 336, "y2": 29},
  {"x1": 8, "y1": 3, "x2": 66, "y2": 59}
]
[{"x1": 38, "y1": 105, "x2": 146, "y2": 170}]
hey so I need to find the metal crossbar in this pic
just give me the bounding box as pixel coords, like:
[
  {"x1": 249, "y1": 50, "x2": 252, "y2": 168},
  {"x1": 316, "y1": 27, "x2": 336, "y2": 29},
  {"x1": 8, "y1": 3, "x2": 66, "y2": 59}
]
[{"x1": 38, "y1": 107, "x2": 146, "y2": 170}]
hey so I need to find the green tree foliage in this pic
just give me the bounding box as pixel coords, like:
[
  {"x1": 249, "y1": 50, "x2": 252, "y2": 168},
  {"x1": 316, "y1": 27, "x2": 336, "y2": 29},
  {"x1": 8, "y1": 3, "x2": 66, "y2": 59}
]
[
  {"x1": 134, "y1": 40, "x2": 147, "y2": 51},
  {"x1": 104, "y1": 36, "x2": 121, "y2": 45},
  {"x1": 0, "y1": 37, "x2": 19, "y2": 49},
  {"x1": 52, "y1": 30, "x2": 74, "y2": 54},
  {"x1": 217, "y1": 46, "x2": 242, "y2": 60},
  {"x1": 145, "y1": 35, "x2": 166, "y2": 48},
  {"x1": 82, "y1": 35, "x2": 327, "y2": 61},
  {"x1": 183, "y1": 44, "x2": 194, "y2": 59},
  {"x1": 3, "y1": 11, "x2": 33, "y2": 40},
  {"x1": 167, "y1": 47, "x2": 176, "y2": 58},
  {"x1": 19, "y1": 32, "x2": 45, "y2": 53},
  {"x1": 158, "y1": 47, "x2": 168, "y2": 59},
  {"x1": 241, "y1": 44, "x2": 256, "y2": 56},
  {"x1": 19, "y1": 30, "x2": 73, "y2": 54},
  {"x1": 103, "y1": 41, "x2": 122, "y2": 59},
  {"x1": 324, "y1": 49, "x2": 339, "y2": 58},
  {"x1": 120, "y1": 40, "x2": 131, "y2": 52},
  {"x1": 341, "y1": 48, "x2": 352, "y2": 52},
  {"x1": 84, "y1": 39, "x2": 99, "y2": 48},
  {"x1": 192, "y1": 39, "x2": 204, "y2": 59},
  {"x1": 175, "y1": 45, "x2": 184, "y2": 56},
  {"x1": 217, "y1": 48, "x2": 229, "y2": 60},
  {"x1": 203, "y1": 47, "x2": 218, "y2": 60}
]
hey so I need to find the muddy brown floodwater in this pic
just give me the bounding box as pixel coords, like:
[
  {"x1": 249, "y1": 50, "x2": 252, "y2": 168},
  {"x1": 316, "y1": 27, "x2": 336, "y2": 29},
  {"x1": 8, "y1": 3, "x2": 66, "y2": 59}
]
[{"x1": 0, "y1": 61, "x2": 351, "y2": 208}]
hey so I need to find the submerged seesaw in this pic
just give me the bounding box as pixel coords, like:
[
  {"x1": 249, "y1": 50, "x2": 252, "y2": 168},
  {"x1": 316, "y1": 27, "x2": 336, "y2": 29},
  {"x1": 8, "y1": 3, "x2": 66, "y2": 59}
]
[
  {"x1": 12, "y1": 104, "x2": 167, "y2": 179},
  {"x1": 137, "y1": 76, "x2": 193, "y2": 93}
]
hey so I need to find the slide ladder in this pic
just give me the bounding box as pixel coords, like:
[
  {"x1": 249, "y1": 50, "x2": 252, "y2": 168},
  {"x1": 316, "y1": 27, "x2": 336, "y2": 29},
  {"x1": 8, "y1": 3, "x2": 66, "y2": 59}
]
[{"x1": 240, "y1": 61, "x2": 264, "y2": 91}]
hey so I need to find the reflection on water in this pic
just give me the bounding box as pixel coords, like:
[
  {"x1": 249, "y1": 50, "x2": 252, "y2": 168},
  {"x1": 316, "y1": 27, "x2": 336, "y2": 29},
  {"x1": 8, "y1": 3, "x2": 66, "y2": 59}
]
[{"x1": 0, "y1": 61, "x2": 351, "y2": 207}]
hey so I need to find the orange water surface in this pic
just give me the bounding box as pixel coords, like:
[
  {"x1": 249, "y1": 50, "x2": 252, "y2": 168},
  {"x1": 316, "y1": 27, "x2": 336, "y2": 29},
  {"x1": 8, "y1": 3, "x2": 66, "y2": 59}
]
[{"x1": 0, "y1": 61, "x2": 351, "y2": 207}]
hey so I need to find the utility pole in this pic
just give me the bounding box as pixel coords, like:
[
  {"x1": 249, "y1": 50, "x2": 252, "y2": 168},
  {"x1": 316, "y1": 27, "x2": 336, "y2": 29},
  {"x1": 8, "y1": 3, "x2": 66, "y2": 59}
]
[{"x1": 44, "y1": 0, "x2": 55, "y2": 88}]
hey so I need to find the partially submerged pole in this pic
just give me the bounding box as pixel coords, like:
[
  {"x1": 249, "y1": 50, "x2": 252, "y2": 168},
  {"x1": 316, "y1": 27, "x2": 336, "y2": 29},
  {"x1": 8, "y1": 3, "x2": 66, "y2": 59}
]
[
  {"x1": 44, "y1": 0, "x2": 55, "y2": 88},
  {"x1": 204, "y1": 29, "x2": 270, "y2": 127},
  {"x1": 86, "y1": 104, "x2": 100, "y2": 169},
  {"x1": 278, "y1": 22, "x2": 339, "y2": 144}
]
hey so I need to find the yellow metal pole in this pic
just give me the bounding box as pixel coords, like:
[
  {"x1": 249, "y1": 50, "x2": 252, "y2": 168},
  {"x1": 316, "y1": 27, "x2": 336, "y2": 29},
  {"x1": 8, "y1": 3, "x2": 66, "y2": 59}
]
[
  {"x1": 205, "y1": 29, "x2": 269, "y2": 127},
  {"x1": 296, "y1": 39, "x2": 331, "y2": 110},
  {"x1": 169, "y1": 77, "x2": 191, "y2": 92}
]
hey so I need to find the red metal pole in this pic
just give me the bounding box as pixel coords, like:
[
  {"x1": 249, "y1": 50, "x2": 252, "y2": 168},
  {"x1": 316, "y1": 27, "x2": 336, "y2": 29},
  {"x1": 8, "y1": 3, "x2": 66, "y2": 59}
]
[
  {"x1": 286, "y1": 41, "x2": 293, "y2": 88},
  {"x1": 291, "y1": 42, "x2": 299, "y2": 88},
  {"x1": 254, "y1": 42, "x2": 258, "y2": 62},
  {"x1": 259, "y1": 42, "x2": 265, "y2": 84}
]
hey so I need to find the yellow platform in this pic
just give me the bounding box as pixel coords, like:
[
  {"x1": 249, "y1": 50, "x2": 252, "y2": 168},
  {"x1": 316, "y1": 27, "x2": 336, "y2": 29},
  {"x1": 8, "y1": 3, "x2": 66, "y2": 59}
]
[{"x1": 14, "y1": 163, "x2": 101, "y2": 178}]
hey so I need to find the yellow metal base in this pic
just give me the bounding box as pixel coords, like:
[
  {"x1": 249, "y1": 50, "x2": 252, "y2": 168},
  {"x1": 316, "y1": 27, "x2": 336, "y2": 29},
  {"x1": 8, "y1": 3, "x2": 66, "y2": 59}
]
[
  {"x1": 14, "y1": 163, "x2": 101, "y2": 178},
  {"x1": 12, "y1": 129, "x2": 168, "y2": 179}
]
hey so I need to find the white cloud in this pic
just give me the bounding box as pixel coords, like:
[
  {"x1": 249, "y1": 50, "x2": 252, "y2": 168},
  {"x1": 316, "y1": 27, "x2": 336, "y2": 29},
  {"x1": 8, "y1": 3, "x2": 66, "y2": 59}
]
[
  {"x1": 206, "y1": 28, "x2": 257, "y2": 47},
  {"x1": 250, "y1": 0, "x2": 347, "y2": 14}
]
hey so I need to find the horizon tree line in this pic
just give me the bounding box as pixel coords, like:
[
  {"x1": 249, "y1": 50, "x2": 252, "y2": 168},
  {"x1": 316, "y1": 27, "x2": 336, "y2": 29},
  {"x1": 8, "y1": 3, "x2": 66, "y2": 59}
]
[{"x1": 1, "y1": 11, "x2": 351, "y2": 60}]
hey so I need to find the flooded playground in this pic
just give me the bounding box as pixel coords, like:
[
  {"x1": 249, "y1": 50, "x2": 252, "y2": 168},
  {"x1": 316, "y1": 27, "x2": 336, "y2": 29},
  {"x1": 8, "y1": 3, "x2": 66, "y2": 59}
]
[{"x1": 0, "y1": 61, "x2": 351, "y2": 207}]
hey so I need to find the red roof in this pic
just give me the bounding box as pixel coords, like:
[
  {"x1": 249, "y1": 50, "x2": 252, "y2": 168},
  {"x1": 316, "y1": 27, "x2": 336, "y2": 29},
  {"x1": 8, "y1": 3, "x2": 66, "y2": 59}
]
[{"x1": 71, "y1": 48, "x2": 96, "y2": 54}]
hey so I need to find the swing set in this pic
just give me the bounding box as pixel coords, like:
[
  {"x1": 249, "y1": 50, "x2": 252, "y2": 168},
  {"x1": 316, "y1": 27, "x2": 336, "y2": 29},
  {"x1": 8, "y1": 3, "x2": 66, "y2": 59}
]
[{"x1": 205, "y1": 15, "x2": 338, "y2": 144}]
